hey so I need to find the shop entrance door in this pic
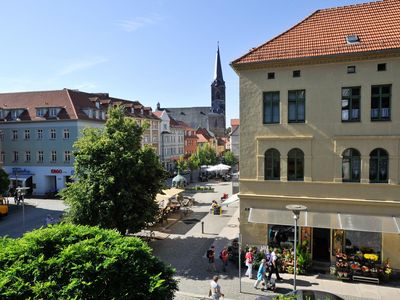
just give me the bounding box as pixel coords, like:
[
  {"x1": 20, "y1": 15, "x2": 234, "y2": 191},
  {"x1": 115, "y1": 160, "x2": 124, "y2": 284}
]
[{"x1": 312, "y1": 228, "x2": 330, "y2": 262}]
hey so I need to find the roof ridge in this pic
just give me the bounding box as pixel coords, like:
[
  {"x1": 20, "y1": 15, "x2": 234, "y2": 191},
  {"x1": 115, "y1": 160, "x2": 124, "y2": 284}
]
[
  {"x1": 0, "y1": 89, "x2": 65, "y2": 95},
  {"x1": 232, "y1": 9, "x2": 320, "y2": 65},
  {"x1": 320, "y1": 0, "x2": 388, "y2": 12},
  {"x1": 65, "y1": 89, "x2": 79, "y2": 120}
]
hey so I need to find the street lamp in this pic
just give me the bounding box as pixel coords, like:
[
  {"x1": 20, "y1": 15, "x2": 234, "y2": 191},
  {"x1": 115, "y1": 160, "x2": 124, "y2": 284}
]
[{"x1": 286, "y1": 204, "x2": 307, "y2": 291}]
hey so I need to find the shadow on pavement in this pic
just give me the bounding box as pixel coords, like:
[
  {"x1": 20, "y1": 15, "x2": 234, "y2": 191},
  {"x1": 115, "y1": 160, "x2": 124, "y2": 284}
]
[
  {"x1": 150, "y1": 235, "x2": 240, "y2": 281},
  {"x1": 0, "y1": 203, "x2": 64, "y2": 238}
]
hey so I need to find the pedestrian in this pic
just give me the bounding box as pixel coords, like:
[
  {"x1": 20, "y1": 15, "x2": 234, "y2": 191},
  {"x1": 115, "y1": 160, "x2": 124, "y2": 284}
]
[
  {"x1": 206, "y1": 245, "x2": 217, "y2": 272},
  {"x1": 267, "y1": 248, "x2": 283, "y2": 282},
  {"x1": 220, "y1": 247, "x2": 229, "y2": 272},
  {"x1": 245, "y1": 247, "x2": 254, "y2": 279},
  {"x1": 209, "y1": 275, "x2": 224, "y2": 300},
  {"x1": 254, "y1": 259, "x2": 267, "y2": 289}
]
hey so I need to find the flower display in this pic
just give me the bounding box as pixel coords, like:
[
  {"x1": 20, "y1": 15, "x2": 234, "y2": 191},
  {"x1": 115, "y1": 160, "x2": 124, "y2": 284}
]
[{"x1": 363, "y1": 253, "x2": 378, "y2": 261}]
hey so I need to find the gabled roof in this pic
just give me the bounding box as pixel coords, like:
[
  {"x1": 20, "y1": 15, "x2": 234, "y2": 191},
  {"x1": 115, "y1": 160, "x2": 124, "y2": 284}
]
[
  {"x1": 196, "y1": 133, "x2": 208, "y2": 143},
  {"x1": 0, "y1": 88, "x2": 158, "y2": 122},
  {"x1": 232, "y1": 0, "x2": 400, "y2": 66}
]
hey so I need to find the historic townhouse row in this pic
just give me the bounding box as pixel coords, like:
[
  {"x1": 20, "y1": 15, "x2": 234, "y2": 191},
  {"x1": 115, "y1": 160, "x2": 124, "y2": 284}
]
[
  {"x1": 232, "y1": 0, "x2": 400, "y2": 269},
  {"x1": 0, "y1": 89, "x2": 161, "y2": 196}
]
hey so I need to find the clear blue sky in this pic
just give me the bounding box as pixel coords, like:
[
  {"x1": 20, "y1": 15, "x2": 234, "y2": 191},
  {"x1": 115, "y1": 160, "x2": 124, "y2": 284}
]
[{"x1": 0, "y1": 0, "x2": 366, "y2": 124}]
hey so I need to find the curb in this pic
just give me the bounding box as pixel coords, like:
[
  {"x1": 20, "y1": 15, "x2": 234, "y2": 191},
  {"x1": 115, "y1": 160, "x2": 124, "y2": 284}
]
[{"x1": 175, "y1": 290, "x2": 236, "y2": 300}]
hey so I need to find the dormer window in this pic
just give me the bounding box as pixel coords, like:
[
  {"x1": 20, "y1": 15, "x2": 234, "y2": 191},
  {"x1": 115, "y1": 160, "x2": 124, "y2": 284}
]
[
  {"x1": 131, "y1": 107, "x2": 135, "y2": 114},
  {"x1": 141, "y1": 108, "x2": 144, "y2": 115},
  {"x1": 49, "y1": 108, "x2": 58, "y2": 117},
  {"x1": 346, "y1": 35, "x2": 360, "y2": 44},
  {"x1": 36, "y1": 108, "x2": 47, "y2": 117},
  {"x1": 10, "y1": 110, "x2": 18, "y2": 120}
]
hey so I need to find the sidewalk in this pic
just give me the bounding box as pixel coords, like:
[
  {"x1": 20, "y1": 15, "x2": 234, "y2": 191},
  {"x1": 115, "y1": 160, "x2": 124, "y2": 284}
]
[{"x1": 175, "y1": 206, "x2": 400, "y2": 300}]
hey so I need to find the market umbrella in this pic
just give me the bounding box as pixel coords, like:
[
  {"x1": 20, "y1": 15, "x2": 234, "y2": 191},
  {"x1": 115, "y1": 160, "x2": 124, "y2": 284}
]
[{"x1": 221, "y1": 193, "x2": 239, "y2": 206}]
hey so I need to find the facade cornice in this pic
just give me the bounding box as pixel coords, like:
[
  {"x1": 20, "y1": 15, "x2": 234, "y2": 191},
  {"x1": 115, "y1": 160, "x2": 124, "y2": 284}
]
[
  {"x1": 238, "y1": 192, "x2": 400, "y2": 209},
  {"x1": 333, "y1": 135, "x2": 400, "y2": 140},
  {"x1": 256, "y1": 135, "x2": 313, "y2": 141},
  {"x1": 231, "y1": 48, "x2": 400, "y2": 72}
]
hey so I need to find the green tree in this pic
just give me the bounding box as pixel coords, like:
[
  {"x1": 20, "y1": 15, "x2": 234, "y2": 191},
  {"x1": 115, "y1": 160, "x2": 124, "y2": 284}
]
[
  {"x1": 176, "y1": 156, "x2": 187, "y2": 172},
  {"x1": 0, "y1": 224, "x2": 178, "y2": 299},
  {"x1": 195, "y1": 143, "x2": 218, "y2": 166},
  {"x1": 60, "y1": 106, "x2": 167, "y2": 234},
  {"x1": 0, "y1": 168, "x2": 10, "y2": 195},
  {"x1": 187, "y1": 153, "x2": 200, "y2": 171},
  {"x1": 223, "y1": 150, "x2": 237, "y2": 166}
]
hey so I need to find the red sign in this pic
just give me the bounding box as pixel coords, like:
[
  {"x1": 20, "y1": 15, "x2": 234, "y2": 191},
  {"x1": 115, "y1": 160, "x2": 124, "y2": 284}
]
[{"x1": 51, "y1": 169, "x2": 62, "y2": 174}]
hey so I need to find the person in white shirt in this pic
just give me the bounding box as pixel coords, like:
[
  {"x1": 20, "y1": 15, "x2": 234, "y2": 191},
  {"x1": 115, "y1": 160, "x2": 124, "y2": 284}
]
[
  {"x1": 267, "y1": 248, "x2": 283, "y2": 282},
  {"x1": 210, "y1": 275, "x2": 224, "y2": 300}
]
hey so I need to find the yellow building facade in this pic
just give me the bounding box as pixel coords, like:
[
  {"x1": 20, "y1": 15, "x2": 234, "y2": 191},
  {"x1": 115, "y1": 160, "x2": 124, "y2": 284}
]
[{"x1": 232, "y1": 1, "x2": 400, "y2": 270}]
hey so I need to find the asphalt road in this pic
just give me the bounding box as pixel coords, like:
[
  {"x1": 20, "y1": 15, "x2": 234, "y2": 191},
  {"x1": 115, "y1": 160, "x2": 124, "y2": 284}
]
[{"x1": 0, "y1": 197, "x2": 66, "y2": 238}]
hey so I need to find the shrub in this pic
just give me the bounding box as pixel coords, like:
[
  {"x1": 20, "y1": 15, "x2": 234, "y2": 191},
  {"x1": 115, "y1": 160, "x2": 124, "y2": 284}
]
[{"x1": 0, "y1": 224, "x2": 178, "y2": 299}]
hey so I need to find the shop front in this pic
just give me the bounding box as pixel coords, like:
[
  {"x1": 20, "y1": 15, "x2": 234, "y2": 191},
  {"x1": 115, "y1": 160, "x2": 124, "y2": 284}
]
[
  {"x1": 4, "y1": 166, "x2": 74, "y2": 196},
  {"x1": 248, "y1": 208, "x2": 400, "y2": 278}
]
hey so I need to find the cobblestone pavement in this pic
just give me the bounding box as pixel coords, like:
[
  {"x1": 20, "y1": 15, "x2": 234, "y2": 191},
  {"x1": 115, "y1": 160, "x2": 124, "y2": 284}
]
[{"x1": 149, "y1": 181, "x2": 400, "y2": 300}]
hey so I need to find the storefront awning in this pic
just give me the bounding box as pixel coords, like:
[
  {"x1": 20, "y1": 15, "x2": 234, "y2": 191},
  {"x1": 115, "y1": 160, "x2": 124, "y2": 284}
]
[
  {"x1": 248, "y1": 208, "x2": 400, "y2": 234},
  {"x1": 8, "y1": 174, "x2": 32, "y2": 181}
]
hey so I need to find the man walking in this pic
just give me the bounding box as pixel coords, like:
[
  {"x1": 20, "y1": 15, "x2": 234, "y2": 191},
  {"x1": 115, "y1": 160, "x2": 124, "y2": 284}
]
[
  {"x1": 206, "y1": 245, "x2": 217, "y2": 272},
  {"x1": 267, "y1": 248, "x2": 283, "y2": 282},
  {"x1": 210, "y1": 275, "x2": 224, "y2": 300}
]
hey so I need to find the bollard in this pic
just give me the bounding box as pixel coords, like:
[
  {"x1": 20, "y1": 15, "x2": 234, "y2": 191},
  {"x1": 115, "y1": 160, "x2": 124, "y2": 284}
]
[{"x1": 201, "y1": 221, "x2": 204, "y2": 234}]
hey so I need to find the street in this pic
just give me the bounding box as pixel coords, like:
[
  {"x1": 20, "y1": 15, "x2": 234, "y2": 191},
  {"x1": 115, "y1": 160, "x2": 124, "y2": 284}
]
[
  {"x1": 1, "y1": 182, "x2": 399, "y2": 300},
  {"x1": 0, "y1": 197, "x2": 65, "y2": 238}
]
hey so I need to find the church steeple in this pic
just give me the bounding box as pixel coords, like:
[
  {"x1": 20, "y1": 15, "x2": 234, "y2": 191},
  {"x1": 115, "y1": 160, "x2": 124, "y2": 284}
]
[
  {"x1": 211, "y1": 43, "x2": 226, "y2": 115},
  {"x1": 213, "y1": 44, "x2": 224, "y2": 85}
]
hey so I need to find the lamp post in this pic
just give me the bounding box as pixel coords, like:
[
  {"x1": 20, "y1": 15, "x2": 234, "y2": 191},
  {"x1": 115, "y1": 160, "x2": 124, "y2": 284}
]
[{"x1": 286, "y1": 204, "x2": 307, "y2": 291}]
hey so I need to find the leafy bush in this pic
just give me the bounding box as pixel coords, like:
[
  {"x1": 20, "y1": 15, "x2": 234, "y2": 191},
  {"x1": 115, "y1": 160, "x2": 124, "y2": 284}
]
[{"x1": 0, "y1": 224, "x2": 178, "y2": 299}]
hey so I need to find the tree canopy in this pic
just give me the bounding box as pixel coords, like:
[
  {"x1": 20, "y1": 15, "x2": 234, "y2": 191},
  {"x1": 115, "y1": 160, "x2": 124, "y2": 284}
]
[
  {"x1": 60, "y1": 106, "x2": 167, "y2": 234},
  {"x1": 194, "y1": 143, "x2": 218, "y2": 166},
  {"x1": 0, "y1": 168, "x2": 10, "y2": 195},
  {"x1": 223, "y1": 150, "x2": 237, "y2": 166},
  {"x1": 0, "y1": 224, "x2": 178, "y2": 299}
]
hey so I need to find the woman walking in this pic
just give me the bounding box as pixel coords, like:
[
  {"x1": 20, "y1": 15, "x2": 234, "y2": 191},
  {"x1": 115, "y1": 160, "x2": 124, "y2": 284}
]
[
  {"x1": 245, "y1": 247, "x2": 254, "y2": 279},
  {"x1": 254, "y1": 259, "x2": 267, "y2": 289},
  {"x1": 210, "y1": 275, "x2": 224, "y2": 300}
]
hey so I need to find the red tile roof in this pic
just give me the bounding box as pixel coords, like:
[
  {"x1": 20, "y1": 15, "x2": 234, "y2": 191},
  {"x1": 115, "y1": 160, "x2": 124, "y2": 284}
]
[
  {"x1": 0, "y1": 89, "x2": 158, "y2": 122},
  {"x1": 196, "y1": 133, "x2": 208, "y2": 143},
  {"x1": 232, "y1": 0, "x2": 400, "y2": 65},
  {"x1": 153, "y1": 111, "x2": 163, "y2": 118}
]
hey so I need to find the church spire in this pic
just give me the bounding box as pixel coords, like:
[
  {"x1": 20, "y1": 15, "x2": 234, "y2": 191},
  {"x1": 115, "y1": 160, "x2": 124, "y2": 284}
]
[{"x1": 213, "y1": 43, "x2": 224, "y2": 84}]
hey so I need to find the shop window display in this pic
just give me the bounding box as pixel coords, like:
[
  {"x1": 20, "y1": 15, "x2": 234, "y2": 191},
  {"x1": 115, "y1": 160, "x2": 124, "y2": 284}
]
[{"x1": 334, "y1": 230, "x2": 392, "y2": 283}]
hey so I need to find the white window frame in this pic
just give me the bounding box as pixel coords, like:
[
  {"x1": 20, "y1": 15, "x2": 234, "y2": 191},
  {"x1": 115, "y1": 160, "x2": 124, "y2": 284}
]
[
  {"x1": 13, "y1": 151, "x2": 19, "y2": 162},
  {"x1": 51, "y1": 150, "x2": 57, "y2": 163},
  {"x1": 12, "y1": 130, "x2": 18, "y2": 140},
  {"x1": 37, "y1": 129, "x2": 43, "y2": 139},
  {"x1": 64, "y1": 151, "x2": 71, "y2": 163},
  {"x1": 25, "y1": 151, "x2": 31, "y2": 162},
  {"x1": 24, "y1": 129, "x2": 30, "y2": 140},
  {"x1": 50, "y1": 128, "x2": 56, "y2": 139},
  {"x1": 37, "y1": 151, "x2": 44, "y2": 163},
  {"x1": 63, "y1": 128, "x2": 70, "y2": 139}
]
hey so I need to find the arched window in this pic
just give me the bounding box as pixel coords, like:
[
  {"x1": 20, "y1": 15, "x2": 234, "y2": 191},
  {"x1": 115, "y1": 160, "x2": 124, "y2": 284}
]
[
  {"x1": 265, "y1": 149, "x2": 280, "y2": 180},
  {"x1": 370, "y1": 148, "x2": 388, "y2": 183},
  {"x1": 342, "y1": 148, "x2": 361, "y2": 182},
  {"x1": 288, "y1": 148, "x2": 304, "y2": 181}
]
